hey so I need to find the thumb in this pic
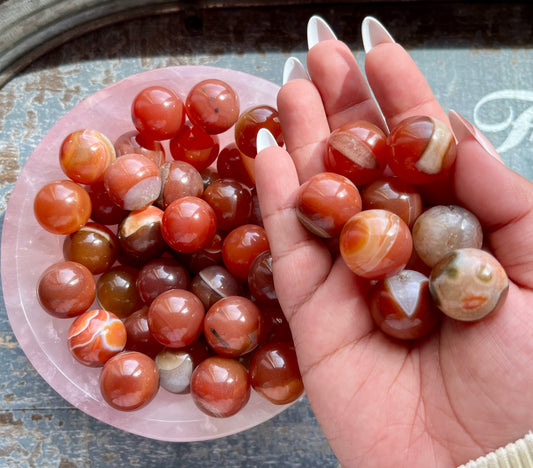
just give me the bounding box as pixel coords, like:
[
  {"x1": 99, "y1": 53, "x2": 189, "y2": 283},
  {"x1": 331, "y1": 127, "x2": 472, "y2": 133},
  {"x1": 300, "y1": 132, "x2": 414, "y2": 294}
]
[{"x1": 449, "y1": 110, "x2": 533, "y2": 288}]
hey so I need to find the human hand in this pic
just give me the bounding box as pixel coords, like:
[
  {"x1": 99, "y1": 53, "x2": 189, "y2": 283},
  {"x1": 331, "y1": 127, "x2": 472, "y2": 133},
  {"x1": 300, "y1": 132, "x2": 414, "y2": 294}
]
[{"x1": 254, "y1": 16, "x2": 533, "y2": 468}]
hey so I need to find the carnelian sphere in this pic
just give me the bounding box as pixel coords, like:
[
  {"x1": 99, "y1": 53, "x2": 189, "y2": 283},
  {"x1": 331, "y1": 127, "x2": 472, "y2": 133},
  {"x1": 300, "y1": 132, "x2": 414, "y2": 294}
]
[
  {"x1": 33, "y1": 180, "x2": 91, "y2": 235},
  {"x1": 157, "y1": 160, "x2": 204, "y2": 209},
  {"x1": 361, "y1": 176, "x2": 423, "y2": 229},
  {"x1": 339, "y1": 209, "x2": 413, "y2": 280},
  {"x1": 104, "y1": 154, "x2": 161, "y2": 211},
  {"x1": 370, "y1": 270, "x2": 441, "y2": 340},
  {"x1": 234, "y1": 105, "x2": 283, "y2": 158},
  {"x1": 429, "y1": 248, "x2": 509, "y2": 321},
  {"x1": 147, "y1": 289, "x2": 205, "y2": 348},
  {"x1": 204, "y1": 295, "x2": 263, "y2": 357},
  {"x1": 100, "y1": 351, "x2": 160, "y2": 411},
  {"x1": 296, "y1": 172, "x2": 362, "y2": 238},
  {"x1": 161, "y1": 196, "x2": 217, "y2": 253},
  {"x1": 217, "y1": 143, "x2": 255, "y2": 187},
  {"x1": 169, "y1": 122, "x2": 220, "y2": 172},
  {"x1": 325, "y1": 120, "x2": 389, "y2": 186},
  {"x1": 191, "y1": 356, "x2": 250, "y2": 418},
  {"x1": 185, "y1": 79, "x2": 240, "y2": 134},
  {"x1": 114, "y1": 130, "x2": 165, "y2": 167},
  {"x1": 123, "y1": 307, "x2": 164, "y2": 358},
  {"x1": 221, "y1": 224, "x2": 270, "y2": 279},
  {"x1": 85, "y1": 181, "x2": 128, "y2": 225},
  {"x1": 203, "y1": 178, "x2": 253, "y2": 231},
  {"x1": 63, "y1": 222, "x2": 118, "y2": 275},
  {"x1": 60, "y1": 129, "x2": 116, "y2": 184},
  {"x1": 67, "y1": 309, "x2": 127, "y2": 367},
  {"x1": 131, "y1": 85, "x2": 185, "y2": 141},
  {"x1": 96, "y1": 266, "x2": 143, "y2": 319},
  {"x1": 386, "y1": 115, "x2": 457, "y2": 184},
  {"x1": 249, "y1": 342, "x2": 303, "y2": 405},
  {"x1": 37, "y1": 261, "x2": 96, "y2": 318}
]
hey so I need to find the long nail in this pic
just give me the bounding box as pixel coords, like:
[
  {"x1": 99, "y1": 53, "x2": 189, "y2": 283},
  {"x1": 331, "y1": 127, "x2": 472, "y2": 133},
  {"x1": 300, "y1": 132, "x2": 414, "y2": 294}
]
[
  {"x1": 361, "y1": 16, "x2": 395, "y2": 53},
  {"x1": 256, "y1": 128, "x2": 279, "y2": 153},
  {"x1": 307, "y1": 15, "x2": 337, "y2": 49},
  {"x1": 448, "y1": 110, "x2": 503, "y2": 162},
  {"x1": 283, "y1": 57, "x2": 309, "y2": 84}
]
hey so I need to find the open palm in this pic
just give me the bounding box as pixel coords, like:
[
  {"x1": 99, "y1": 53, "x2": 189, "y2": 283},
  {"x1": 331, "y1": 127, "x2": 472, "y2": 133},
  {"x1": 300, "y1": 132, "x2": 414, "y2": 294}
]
[{"x1": 254, "y1": 22, "x2": 533, "y2": 468}]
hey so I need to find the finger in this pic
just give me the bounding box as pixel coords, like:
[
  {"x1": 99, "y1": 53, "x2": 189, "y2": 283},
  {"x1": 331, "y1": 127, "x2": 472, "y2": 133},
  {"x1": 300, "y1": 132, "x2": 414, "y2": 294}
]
[
  {"x1": 450, "y1": 111, "x2": 533, "y2": 288},
  {"x1": 363, "y1": 18, "x2": 448, "y2": 129},
  {"x1": 277, "y1": 79, "x2": 330, "y2": 182},
  {"x1": 306, "y1": 40, "x2": 388, "y2": 131},
  {"x1": 253, "y1": 143, "x2": 333, "y2": 317}
]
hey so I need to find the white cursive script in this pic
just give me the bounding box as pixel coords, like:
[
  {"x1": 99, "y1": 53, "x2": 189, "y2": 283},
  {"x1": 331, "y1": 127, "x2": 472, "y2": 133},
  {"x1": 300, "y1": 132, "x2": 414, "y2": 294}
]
[{"x1": 473, "y1": 89, "x2": 533, "y2": 153}]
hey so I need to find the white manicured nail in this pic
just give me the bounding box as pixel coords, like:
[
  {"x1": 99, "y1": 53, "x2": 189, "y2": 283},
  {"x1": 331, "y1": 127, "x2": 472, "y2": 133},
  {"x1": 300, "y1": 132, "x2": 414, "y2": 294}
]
[
  {"x1": 256, "y1": 128, "x2": 279, "y2": 153},
  {"x1": 448, "y1": 110, "x2": 503, "y2": 162},
  {"x1": 283, "y1": 57, "x2": 309, "y2": 84},
  {"x1": 307, "y1": 15, "x2": 337, "y2": 49},
  {"x1": 361, "y1": 16, "x2": 395, "y2": 53}
]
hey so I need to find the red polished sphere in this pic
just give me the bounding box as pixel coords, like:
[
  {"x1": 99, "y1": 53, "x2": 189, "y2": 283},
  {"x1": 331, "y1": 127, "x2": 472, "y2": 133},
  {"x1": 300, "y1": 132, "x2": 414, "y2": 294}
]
[
  {"x1": 96, "y1": 266, "x2": 143, "y2": 319},
  {"x1": 234, "y1": 105, "x2": 283, "y2": 158},
  {"x1": 123, "y1": 307, "x2": 164, "y2": 358},
  {"x1": 249, "y1": 342, "x2": 303, "y2": 405},
  {"x1": 361, "y1": 176, "x2": 423, "y2": 229},
  {"x1": 104, "y1": 154, "x2": 161, "y2": 211},
  {"x1": 169, "y1": 122, "x2": 220, "y2": 172},
  {"x1": 100, "y1": 351, "x2": 160, "y2": 411},
  {"x1": 191, "y1": 356, "x2": 250, "y2": 418},
  {"x1": 37, "y1": 261, "x2": 96, "y2": 318},
  {"x1": 325, "y1": 120, "x2": 389, "y2": 186},
  {"x1": 387, "y1": 115, "x2": 457, "y2": 184},
  {"x1": 340, "y1": 209, "x2": 413, "y2": 280},
  {"x1": 221, "y1": 224, "x2": 269, "y2": 280},
  {"x1": 114, "y1": 130, "x2": 165, "y2": 166},
  {"x1": 247, "y1": 250, "x2": 277, "y2": 305},
  {"x1": 161, "y1": 196, "x2": 217, "y2": 253},
  {"x1": 370, "y1": 270, "x2": 441, "y2": 340},
  {"x1": 85, "y1": 182, "x2": 128, "y2": 225},
  {"x1": 157, "y1": 160, "x2": 204, "y2": 209},
  {"x1": 63, "y1": 222, "x2": 118, "y2": 275},
  {"x1": 34, "y1": 180, "x2": 92, "y2": 235},
  {"x1": 185, "y1": 79, "x2": 240, "y2": 134},
  {"x1": 136, "y1": 257, "x2": 190, "y2": 304},
  {"x1": 189, "y1": 265, "x2": 243, "y2": 310},
  {"x1": 131, "y1": 85, "x2": 185, "y2": 141},
  {"x1": 217, "y1": 143, "x2": 255, "y2": 187},
  {"x1": 204, "y1": 295, "x2": 263, "y2": 357},
  {"x1": 203, "y1": 178, "x2": 253, "y2": 231},
  {"x1": 148, "y1": 289, "x2": 205, "y2": 348},
  {"x1": 296, "y1": 172, "x2": 362, "y2": 238},
  {"x1": 67, "y1": 309, "x2": 127, "y2": 367},
  {"x1": 60, "y1": 129, "x2": 116, "y2": 184}
]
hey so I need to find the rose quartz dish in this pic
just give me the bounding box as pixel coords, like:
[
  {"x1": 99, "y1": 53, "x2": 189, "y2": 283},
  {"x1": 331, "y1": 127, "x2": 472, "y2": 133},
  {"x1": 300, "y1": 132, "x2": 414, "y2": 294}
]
[{"x1": 1, "y1": 66, "x2": 295, "y2": 442}]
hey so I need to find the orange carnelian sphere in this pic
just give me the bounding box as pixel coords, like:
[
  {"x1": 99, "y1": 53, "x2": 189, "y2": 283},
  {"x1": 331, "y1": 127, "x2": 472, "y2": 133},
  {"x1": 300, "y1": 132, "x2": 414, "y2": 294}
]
[
  {"x1": 340, "y1": 209, "x2": 413, "y2": 280},
  {"x1": 60, "y1": 129, "x2": 116, "y2": 184},
  {"x1": 33, "y1": 180, "x2": 92, "y2": 235},
  {"x1": 387, "y1": 115, "x2": 457, "y2": 184}
]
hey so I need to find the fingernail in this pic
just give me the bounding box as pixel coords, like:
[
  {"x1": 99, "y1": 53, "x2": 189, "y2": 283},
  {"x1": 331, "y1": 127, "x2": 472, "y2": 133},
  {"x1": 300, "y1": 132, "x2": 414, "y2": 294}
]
[
  {"x1": 448, "y1": 110, "x2": 503, "y2": 162},
  {"x1": 307, "y1": 15, "x2": 337, "y2": 49},
  {"x1": 282, "y1": 57, "x2": 309, "y2": 84},
  {"x1": 256, "y1": 128, "x2": 279, "y2": 153},
  {"x1": 361, "y1": 16, "x2": 395, "y2": 53}
]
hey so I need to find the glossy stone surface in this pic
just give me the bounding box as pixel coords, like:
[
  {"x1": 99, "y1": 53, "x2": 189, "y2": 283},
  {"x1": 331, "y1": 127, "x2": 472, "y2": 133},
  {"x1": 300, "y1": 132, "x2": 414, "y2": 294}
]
[
  {"x1": 136, "y1": 257, "x2": 191, "y2": 304},
  {"x1": 296, "y1": 171, "x2": 362, "y2": 238},
  {"x1": 387, "y1": 115, "x2": 457, "y2": 184},
  {"x1": 189, "y1": 265, "x2": 243, "y2": 310},
  {"x1": 96, "y1": 266, "x2": 143, "y2": 319},
  {"x1": 204, "y1": 295, "x2": 263, "y2": 357},
  {"x1": 33, "y1": 179, "x2": 92, "y2": 235},
  {"x1": 234, "y1": 105, "x2": 283, "y2": 157},
  {"x1": 67, "y1": 309, "x2": 127, "y2": 367},
  {"x1": 340, "y1": 209, "x2": 413, "y2": 280},
  {"x1": 185, "y1": 78, "x2": 240, "y2": 135},
  {"x1": 247, "y1": 250, "x2": 277, "y2": 305},
  {"x1": 370, "y1": 270, "x2": 441, "y2": 340},
  {"x1": 114, "y1": 130, "x2": 166, "y2": 167},
  {"x1": 361, "y1": 176, "x2": 423, "y2": 228},
  {"x1": 60, "y1": 128, "x2": 116, "y2": 184},
  {"x1": 100, "y1": 351, "x2": 160, "y2": 411},
  {"x1": 429, "y1": 248, "x2": 509, "y2": 321},
  {"x1": 169, "y1": 122, "x2": 220, "y2": 172},
  {"x1": 249, "y1": 342, "x2": 303, "y2": 405},
  {"x1": 191, "y1": 356, "x2": 250, "y2": 418},
  {"x1": 37, "y1": 261, "x2": 96, "y2": 318},
  {"x1": 412, "y1": 205, "x2": 483, "y2": 267},
  {"x1": 157, "y1": 160, "x2": 204, "y2": 209},
  {"x1": 325, "y1": 120, "x2": 389, "y2": 186}
]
